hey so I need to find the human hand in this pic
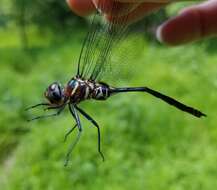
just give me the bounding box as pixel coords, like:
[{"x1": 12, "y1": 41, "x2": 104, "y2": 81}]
[
  {"x1": 67, "y1": 0, "x2": 217, "y2": 45},
  {"x1": 66, "y1": 0, "x2": 168, "y2": 21}
]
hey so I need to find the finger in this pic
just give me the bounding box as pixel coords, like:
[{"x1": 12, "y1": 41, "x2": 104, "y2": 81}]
[
  {"x1": 157, "y1": 0, "x2": 217, "y2": 45},
  {"x1": 92, "y1": 0, "x2": 139, "y2": 16},
  {"x1": 107, "y1": 2, "x2": 168, "y2": 24},
  {"x1": 66, "y1": 0, "x2": 96, "y2": 16},
  {"x1": 114, "y1": 0, "x2": 170, "y2": 2}
]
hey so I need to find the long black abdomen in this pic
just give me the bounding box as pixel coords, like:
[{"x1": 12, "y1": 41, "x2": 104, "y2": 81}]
[{"x1": 110, "y1": 87, "x2": 206, "y2": 118}]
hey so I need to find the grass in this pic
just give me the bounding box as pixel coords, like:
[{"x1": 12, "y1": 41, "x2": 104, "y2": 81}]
[{"x1": 0, "y1": 24, "x2": 217, "y2": 190}]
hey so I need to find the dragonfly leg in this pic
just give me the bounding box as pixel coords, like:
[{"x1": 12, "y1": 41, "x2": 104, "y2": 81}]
[
  {"x1": 64, "y1": 104, "x2": 82, "y2": 167},
  {"x1": 44, "y1": 105, "x2": 65, "y2": 111},
  {"x1": 25, "y1": 103, "x2": 50, "y2": 111},
  {"x1": 64, "y1": 106, "x2": 78, "y2": 142},
  {"x1": 75, "y1": 105, "x2": 105, "y2": 162},
  {"x1": 64, "y1": 124, "x2": 77, "y2": 142},
  {"x1": 27, "y1": 105, "x2": 66, "y2": 122}
]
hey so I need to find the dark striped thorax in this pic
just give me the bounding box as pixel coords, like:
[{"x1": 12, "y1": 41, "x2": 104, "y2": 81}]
[{"x1": 64, "y1": 77, "x2": 111, "y2": 104}]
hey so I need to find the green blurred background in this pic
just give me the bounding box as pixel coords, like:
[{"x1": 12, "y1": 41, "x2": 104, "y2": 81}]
[{"x1": 0, "y1": 0, "x2": 217, "y2": 189}]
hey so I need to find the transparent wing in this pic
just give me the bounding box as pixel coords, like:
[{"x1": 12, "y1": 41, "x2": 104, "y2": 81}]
[{"x1": 76, "y1": 2, "x2": 131, "y2": 81}]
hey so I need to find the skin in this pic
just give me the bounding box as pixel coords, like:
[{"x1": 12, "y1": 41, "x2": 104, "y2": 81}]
[{"x1": 66, "y1": 0, "x2": 217, "y2": 45}]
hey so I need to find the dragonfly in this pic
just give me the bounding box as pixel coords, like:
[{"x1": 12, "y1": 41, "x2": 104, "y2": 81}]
[{"x1": 26, "y1": 2, "x2": 206, "y2": 166}]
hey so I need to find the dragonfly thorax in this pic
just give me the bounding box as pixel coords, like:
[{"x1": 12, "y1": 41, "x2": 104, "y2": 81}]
[{"x1": 65, "y1": 77, "x2": 111, "y2": 104}]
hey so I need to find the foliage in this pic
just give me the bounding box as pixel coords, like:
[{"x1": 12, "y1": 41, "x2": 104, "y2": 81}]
[{"x1": 10, "y1": 0, "x2": 85, "y2": 30}]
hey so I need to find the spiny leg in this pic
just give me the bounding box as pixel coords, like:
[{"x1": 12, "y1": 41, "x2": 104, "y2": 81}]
[
  {"x1": 64, "y1": 107, "x2": 78, "y2": 142},
  {"x1": 44, "y1": 105, "x2": 66, "y2": 111},
  {"x1": 64, "y1": 104, "x2": 82, "y2": 167},
  {"x1": 43, "y1": 101, "x2": 69, "y2": 111},
  {"x1": 64, "y1": 124, "x2": 77, "y2": 142},
  {"x1": 75, "y1": 105, "x2": 105, "y2": 162},
  {"x1": 27, "y1": 105, "x2": 66, "y2": 122},
  {"x1": 25, "y1": 103, "x2": 50, "y2": 111}
]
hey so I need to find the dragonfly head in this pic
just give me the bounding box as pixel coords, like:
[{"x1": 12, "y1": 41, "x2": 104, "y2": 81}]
[{"x1": 44, "y1": 82, "x2": 64, "y2": 105}]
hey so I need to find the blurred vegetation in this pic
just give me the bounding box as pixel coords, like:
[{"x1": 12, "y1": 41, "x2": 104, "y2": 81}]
[
  {"x1": 0, "y1": 1, "x2": 217, "y2": 190},
  {"x1": 11, "y1": 0, "x2": 86, "y2": 29}
]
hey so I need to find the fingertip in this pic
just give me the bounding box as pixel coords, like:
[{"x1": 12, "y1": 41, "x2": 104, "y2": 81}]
[
  {"x1": 156, "y1": 21, "x2": 175, "y2": 45},
  {"x1": 156, "y1": 24, "x2": 164, "y2": 44},
  {"x1": 66, "y1": 0, "x2": 95, "y2": 16},
  {"x1": 156, "y1": 9, "x2": 202, "y2": 46}
]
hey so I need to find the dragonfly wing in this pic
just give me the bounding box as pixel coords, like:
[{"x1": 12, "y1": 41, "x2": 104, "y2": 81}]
[{"x1": 76, "y1": 3, "x2": 131, "y2": 81}]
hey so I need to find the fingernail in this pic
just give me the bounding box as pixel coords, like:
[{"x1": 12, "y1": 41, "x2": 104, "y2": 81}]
[
  {"x1": 156, "y1": 24, "x2": 164, "y2": 44},
  {"x1": 92, "y1": 0, "x2": 98, "y2": 8},
  {"x1": 66, "y1": 0, "x2": 70, "y2": 6}
]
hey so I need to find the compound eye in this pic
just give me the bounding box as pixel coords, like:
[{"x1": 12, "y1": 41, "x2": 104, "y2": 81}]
[
  {"x1": 51, "y1": 84, "x2": 61, "y2": 97},
  {"x1": 50, "y1": 83, "x2": 58, "y2": 91},
  {"x1": 45, "y1": 82, "x2": 63, "y2": 104},
  {"x1": 52, "y1": 91, "x2": 60, "y2": 100}
]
